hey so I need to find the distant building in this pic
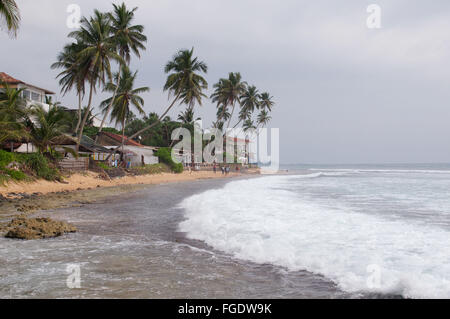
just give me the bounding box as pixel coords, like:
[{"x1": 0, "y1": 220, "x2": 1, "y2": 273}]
[{"x1": 96, "y1": 132, "x2": 159, "y2": 167}]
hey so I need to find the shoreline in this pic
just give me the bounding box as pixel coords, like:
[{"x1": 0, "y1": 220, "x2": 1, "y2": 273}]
[
  {"x1": 0, "y1": 170, "x2": 261, "y2": 233},
  {"x1": 0, "y1": 169, "x2": 259, "y2": 199}
]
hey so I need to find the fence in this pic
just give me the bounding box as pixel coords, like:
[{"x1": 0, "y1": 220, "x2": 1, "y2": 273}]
[{"x1": 58, "y1": 157, "x2": 89, "y2": 171}]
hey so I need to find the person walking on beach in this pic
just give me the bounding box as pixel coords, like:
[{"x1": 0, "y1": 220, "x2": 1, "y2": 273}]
[
  {"x1": 213, "y1": 163, "x2": 217, "y2": 174},
  {"x1": 221, "y1": 166, "x2": 225, "y2": 175}
]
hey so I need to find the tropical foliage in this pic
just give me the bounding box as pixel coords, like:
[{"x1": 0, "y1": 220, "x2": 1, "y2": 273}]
[
  {"x1": 0, "y1": 0, "x2": 20, "y2": 37},
  {"x1": 100, "y1": 65, "x2": 149, "y2": 150},
  {"x1": 0, "y1": 1, "x2": 275, "y2": 178}
]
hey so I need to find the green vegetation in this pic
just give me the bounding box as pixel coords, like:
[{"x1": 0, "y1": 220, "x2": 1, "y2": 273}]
[
  {"x1": 132, "y1": 163, "x2": 171, "y2": 175},
  {"x1": 1, "y1": 1, "x2": 275, "y2": 183},
  {"x1": 0, "y1": 150, "x2": 60, "y2": 184},
  {"x1": 24, "y1": 153, "x2": 60, "y2": 181},
  {"x1": 100, "y1": 65, "x2": 149, "y2": 151},
  {"x1": 0, "y1": 0, "x2": 20, "y2": 38},
  {"x1": 96, "y1": 162, "x2": 111, "y2": 171},
  {"x1": 155, "y1": 148, "x2": 183, "y2": 174}
]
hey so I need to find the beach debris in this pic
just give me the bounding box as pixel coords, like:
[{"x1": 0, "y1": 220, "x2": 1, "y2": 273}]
[{"x1": 4, "y1": 217, "x2": 77, "y2": 240}]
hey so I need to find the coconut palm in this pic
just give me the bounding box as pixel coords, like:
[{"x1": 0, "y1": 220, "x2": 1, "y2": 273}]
[
  {"x1": 0, "y1": 0, "x2": 20, "y2": 38},
  {"x1": 259, "y1": 92, "x2": 274, "y2": 111},
  {"x1": 51, "y1": 41, "x2": 87, "y2": 135},
  {"x1": 96, "y1": 3, "x2": 147, "y2": 140},
  {"x1": 178, "y1": 109, "x2": 195, "y2": 124},
  {"x1": 68, "y1": 10, "x2": 123, "y2": 151},
  {"x1": 234, "y1": 85, "x2": 260, "y2": 128},
  {"x1": 100, "y1": 65, "x2": 148, "y2": 152},
  {"x1": 0, "y1": 82, "x2": 28, "y2": 146},
  {"x1": 243, "y1": 119, "x2": 256, "y2": 132},
  {"x1": 164, "y1": 48, "x2": 208, "y2": 110},
  {"x1": 125, "y1": 48, "x2": 208, "y2": 143},
  {"x1": 257, "y1": 109, "x2": 272, "y2": 128},
  {"x1": 28, "y1": 104, "x2": 70, "y2": 154},
  {"x1": 211, "y1": 72, "x2": 247, "y2": 129}
]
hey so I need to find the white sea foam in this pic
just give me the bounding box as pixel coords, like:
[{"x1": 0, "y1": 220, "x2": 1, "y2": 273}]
[{"x1": 178, "y1": 175, "x2": 450, "y2": 298}]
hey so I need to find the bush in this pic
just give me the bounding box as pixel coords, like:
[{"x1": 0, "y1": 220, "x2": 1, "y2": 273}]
[
  {"x1": 25, "y1": 153, "x2": 60, "y2": 181},
  {"x1": 97, "y1": 162, "x2": 111, "y2": 171},
  {"x1": 0, "y1": 150, "x2": 14, "y2": 168},
  {"x1": 5, "y1": 169, "x2": 27, "y2": 181},
  {"x1": 155, "y1": 148, "x2": 183, "y2": 174}
]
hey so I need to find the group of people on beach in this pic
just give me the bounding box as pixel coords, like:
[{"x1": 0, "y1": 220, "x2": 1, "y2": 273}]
[{"x1": 213, "y1": 163, "x2": 239, "y2": 175}]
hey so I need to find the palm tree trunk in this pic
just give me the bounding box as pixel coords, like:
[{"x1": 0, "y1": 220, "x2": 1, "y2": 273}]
[
  {"x1": 76, "y1": 81, "x2": 94, "y2": 152},
  {"x1": 121, "y1": 117, "x2": 126, "y2": 155},
  {"x1": 232, "y1": 118, "x2": 243, "y2": 129},
  {"x1": 227, "y1": 103, "x2": 236, "y2": 130},
  {"x1": 95, "y1": 68, "x2": 122, "y2": 143},
  {"x1": 74, "y1": 92, "x2": 82, "y2": 134},
  {"x1": 105, "y1": 92, "x2": 181, "y2": 161}
]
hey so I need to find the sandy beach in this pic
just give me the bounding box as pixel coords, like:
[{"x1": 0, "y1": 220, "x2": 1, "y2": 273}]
[{"x1": 0, "y1": 170, "x2": 258, "y2": 198}]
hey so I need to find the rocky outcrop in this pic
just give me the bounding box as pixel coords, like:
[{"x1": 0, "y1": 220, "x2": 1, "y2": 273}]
[{"x1": 4, "y1": 217, "x2": 77, "y2": 240}]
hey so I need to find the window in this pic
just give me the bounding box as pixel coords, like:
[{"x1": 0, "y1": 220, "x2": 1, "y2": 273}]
[
  {"x1": 22, "y1": 90, "x2": 31, "y2": 100},
  {"x1": 31, "y1": 92, "x2": 41, "y2": 102}
]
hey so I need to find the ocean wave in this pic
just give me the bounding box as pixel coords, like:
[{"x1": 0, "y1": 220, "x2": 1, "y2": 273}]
[{"x1": 178, "y1": 176, "x2": 450, "y2": 298}]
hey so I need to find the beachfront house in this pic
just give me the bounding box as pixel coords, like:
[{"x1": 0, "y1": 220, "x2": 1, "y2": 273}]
[
  {"x1": 96, "y1": 132, "x2": 159, "y2": 167},
  {"x1": 0, "y1": 72, "x2": 55, "y2": 111},
  {"x1": 0, "y1": 72, "x2": 56, "y2": 153}
]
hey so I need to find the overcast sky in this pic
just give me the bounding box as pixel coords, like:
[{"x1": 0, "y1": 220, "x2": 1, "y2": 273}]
[{"x1": 2, "y1": 0, "x2": 450, "y2": 164}]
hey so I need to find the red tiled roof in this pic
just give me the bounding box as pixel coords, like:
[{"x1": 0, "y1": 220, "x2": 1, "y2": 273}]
[
  {"x1": 226, "y1": 136, "x2": 251, "y2": 143},
  {"x1": 100, "y1": 131, "x2": 144, "y2": 147},
  {"x1": 0, "y1": 72, "x2": 55, "y2": 94},
  {"x1": 0, "y1": 72, "x2": 23, "y2": 84}
]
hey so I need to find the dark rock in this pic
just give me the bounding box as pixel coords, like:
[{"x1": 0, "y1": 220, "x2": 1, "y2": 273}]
[{"x1": 5, "y1": 217, "x2": 77, "y2": 240}]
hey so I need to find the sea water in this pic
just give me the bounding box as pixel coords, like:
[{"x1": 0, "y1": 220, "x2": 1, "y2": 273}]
[{"x1": 179, "y1": 164, "x2": 450, "y2": 298}]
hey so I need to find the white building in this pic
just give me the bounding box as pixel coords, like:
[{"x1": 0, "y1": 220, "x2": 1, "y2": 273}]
[{"x1": 0, "y1": 72, "x2": 55, "y2": 112}]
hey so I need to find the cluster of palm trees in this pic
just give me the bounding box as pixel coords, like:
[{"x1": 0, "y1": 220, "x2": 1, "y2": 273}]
[
  {"x1": 52, "y1": 3, "x2": 148, "y2": 152},
  {"x1": 211, "y1": 72, "x2": 274, "y2": 133},
  {"x1": 3, "y1": 1, "x2": 275, "y2": 160}
]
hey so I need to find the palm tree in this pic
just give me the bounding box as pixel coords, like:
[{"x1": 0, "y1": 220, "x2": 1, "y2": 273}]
[
  {"x1": 51, "y1": 41, "x2": 87, "y2": 135},
  {"x1": 259, "y1": 92, "x2": 274, "y2": 111},
  {"x1": 234, "y1": 85, "x2": 260, "y2": 128},
  {"x1": 0, "y1": 0, "x2": 20, "y2": 38},
  {"x1": 243, "y1": 119, "x2": 256, "y2": 132},
  {"x1": 68, "y1": 10, "x2": 123, "y2": 151},
  {"x1": 96, "y1": 3, "x2": 147, "y2": 140},
  {"x1": 164, "y1": 48, "x2": 208, "y2": 109},
  {"x1": 124, "y1": 48, "x2": 207, "y2": 143},
  {"x1": 0, "y1": 82, "x2": 28, "y2": 147},
  {"x1": 178, "y1": 109, "x2": 195, "y2": 124},
  {"x1": 211, "y1": 72, "x2": 247, "y2": 129},
  {"x1": 257, "y1": 109, "x2": 272, "y2": 128},
  {"x1": 100, "y1": 65, "x2": 148, "y2": 152},
  {"x1": 28, "y1": 104, "x2": 70, "y2": 154}
]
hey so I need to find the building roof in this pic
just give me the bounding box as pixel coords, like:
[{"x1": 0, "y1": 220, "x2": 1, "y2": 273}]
[
  {"x1": 99, "y1": 131, "x2": 144, "y2": 147},
  {"x1": 0, "y1": 72, "x2": 55, "y2": 95},
  {"x1": 226, "y1": 136, "x2": 251, "y2": 144},
  {"x1": 54, "y1": 134, "x2": 113, "y2": 154}
]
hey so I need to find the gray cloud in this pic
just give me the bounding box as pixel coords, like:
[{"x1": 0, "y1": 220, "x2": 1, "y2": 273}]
[{"x1": 2, "y1": 0, "x2": 450, "y2": 164}]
